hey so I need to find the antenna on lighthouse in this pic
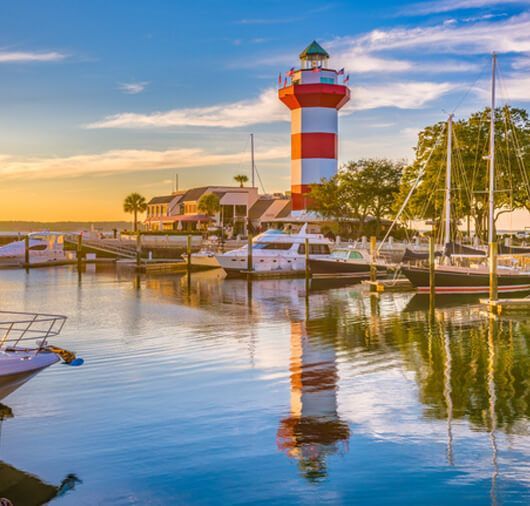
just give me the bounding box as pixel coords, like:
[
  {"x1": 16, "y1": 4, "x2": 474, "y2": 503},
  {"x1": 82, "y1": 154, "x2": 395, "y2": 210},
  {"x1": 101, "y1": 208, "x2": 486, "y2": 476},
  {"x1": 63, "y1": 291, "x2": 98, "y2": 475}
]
[{"x1": 250, "y1": 133, "x2": 255, "y2": 188}]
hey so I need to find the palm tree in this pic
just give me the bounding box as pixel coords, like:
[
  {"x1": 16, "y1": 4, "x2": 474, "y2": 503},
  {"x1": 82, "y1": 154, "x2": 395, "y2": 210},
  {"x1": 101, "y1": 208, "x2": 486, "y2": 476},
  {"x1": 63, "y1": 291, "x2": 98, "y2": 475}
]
[
  {"x1": 233, "y1": 174, "x2": 249, "y2": 188},
  {"x1": 198, "y1": 192, "x2": 220, "y2": 217},
  {"x1": 123, "y1": 193, "x2": 147, "y2": 232}
]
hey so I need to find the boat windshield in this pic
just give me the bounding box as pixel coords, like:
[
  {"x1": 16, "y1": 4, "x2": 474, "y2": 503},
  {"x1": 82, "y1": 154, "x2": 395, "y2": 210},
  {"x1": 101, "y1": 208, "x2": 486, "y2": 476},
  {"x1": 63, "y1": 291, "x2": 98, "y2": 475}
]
[
  {"x1": 332, "y1": 249, "x2": 363, "y2": 260},
  {"x1": 253, "y1": 242, "x2": 293, "y2": 250}
]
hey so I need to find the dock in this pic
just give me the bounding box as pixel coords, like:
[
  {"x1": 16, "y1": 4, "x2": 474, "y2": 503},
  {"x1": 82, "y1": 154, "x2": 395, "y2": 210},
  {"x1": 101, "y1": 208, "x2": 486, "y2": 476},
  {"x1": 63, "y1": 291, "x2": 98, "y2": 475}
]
[
  {"x1": 362, "y1": 278, "x2": 415, "y2": 292},
  {"x1": 479, "y1": 297, "x2": 530, "y2": 315}
]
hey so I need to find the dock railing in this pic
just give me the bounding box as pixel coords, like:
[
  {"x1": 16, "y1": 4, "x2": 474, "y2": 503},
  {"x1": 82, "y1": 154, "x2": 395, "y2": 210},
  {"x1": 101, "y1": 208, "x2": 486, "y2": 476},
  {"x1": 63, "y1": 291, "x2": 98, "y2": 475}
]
[{"x1": 0, "y1": 310, "x2": 67, "y2": 351}]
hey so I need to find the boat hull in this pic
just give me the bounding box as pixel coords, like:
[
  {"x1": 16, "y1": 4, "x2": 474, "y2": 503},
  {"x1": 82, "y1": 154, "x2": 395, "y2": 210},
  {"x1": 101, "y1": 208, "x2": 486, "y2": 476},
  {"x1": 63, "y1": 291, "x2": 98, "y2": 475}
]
[
  {"x1": 402, "y1": 266, "x2": 530, "y2": 294},
  {"x1": 0, "y1": 351, "x2": 60, "y2": 400},
  {"x1": 309, "y1": 258, "x2": 387, "y2": 277}
]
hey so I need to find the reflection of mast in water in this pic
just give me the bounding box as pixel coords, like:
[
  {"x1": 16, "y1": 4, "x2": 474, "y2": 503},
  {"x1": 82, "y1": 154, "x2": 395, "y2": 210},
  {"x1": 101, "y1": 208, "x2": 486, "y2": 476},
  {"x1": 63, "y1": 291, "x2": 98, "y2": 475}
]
[
  {"x1": 487, "y1": 319, "x2": 499, "y2": 506},
  {"x1": 441, "y1": 324, "x2": 454, "y2": 466},
  {"x1": 276, "y1": 321, "x2": 349, "y2": 481}
]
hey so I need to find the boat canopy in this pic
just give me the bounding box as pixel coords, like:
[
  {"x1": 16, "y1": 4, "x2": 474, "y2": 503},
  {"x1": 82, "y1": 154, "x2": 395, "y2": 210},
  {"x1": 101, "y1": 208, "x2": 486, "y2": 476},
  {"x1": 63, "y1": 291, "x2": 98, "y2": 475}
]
[{"x1": 444, "y1": 242, "x2": 486, "y2": 257}]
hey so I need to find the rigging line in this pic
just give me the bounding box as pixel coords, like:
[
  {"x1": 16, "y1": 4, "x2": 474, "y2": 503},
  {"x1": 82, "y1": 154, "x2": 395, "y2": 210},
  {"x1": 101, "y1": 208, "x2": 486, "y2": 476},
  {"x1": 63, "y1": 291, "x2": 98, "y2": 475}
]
[
  {"x1": 497, "y1": 64, "x2": 530, "y2": 203},
  {"x1": 450, "y1": 63, "x2": 489, "y2": 116},
  {"x1": 253, "y1": 164, "x2": 267, "y2": 194},
  {"x1": 378, "y1": 123, "x2": 447, "y2": 252}
]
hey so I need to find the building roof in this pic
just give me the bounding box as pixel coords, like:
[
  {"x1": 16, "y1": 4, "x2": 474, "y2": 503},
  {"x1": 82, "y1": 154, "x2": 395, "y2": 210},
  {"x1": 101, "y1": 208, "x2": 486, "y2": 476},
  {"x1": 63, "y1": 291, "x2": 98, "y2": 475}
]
[
  {"x1": 147, "y1": 195, "x2": 175, "y2": 205},
  {"x1": 299, "y1": 40, "x2": 329, "y2": 59},
  {"x1": 248, "y1": 198, "x2": 275, "y2": 220},
  {"x1": 276, "y1": 201, "x2": 292, "y2": 218},
  {"x1": 181, "y1": 187, "x2": 209, "y2": 202}
]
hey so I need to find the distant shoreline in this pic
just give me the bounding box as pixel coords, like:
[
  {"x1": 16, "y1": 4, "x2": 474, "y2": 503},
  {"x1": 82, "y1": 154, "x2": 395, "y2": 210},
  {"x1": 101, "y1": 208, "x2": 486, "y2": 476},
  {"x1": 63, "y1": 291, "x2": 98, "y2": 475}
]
[{"x1": 0, "y1": 221, "x2": 131, "y2": 233}]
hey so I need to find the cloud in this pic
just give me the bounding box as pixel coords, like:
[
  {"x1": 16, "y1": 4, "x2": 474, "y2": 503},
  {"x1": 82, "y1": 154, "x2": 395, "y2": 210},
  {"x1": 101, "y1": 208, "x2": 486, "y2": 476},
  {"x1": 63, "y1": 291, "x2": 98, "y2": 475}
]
[
  {"x1": 118, "y1": 81, "x2": 149, "y2": 94},
  {"x1": 86, "y1": 88, "x2": 287, "y2": 129},
  {"x1": 347, "y1": 81, "x2": 457, "y2": 111},
  {"x1": 0, "y1": 145, "x2": 289, "y2": 181},
  {"x1": 350, "y1": 12, "x2": 530, "y2": 54},
  {"x1": 0, "y1": 50, "x2": 66, "y2": 63},
  {"x1": 406, "y1": 0, "x2": 530, "y2": 15}
]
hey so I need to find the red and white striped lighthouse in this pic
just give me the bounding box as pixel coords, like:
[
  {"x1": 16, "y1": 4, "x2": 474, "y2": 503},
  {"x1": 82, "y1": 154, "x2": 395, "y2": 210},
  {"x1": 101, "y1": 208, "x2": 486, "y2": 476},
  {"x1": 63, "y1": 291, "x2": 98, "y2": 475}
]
[{"x1": 279, "y1": 41, "x2": 350, "y2": 212}]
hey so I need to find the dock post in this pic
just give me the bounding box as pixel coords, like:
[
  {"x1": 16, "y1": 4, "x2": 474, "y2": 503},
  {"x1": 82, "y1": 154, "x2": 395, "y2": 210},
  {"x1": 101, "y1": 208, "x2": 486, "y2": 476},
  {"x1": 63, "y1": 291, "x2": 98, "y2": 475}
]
[
  {"x1": 24, "y1": 235, "x2": 30, "y2": 269},
  {"x1": 247, "y1": 231, "x2": 253, "y2": 275},
  {"x1": 77, "y1": 234, "x2": 83, "y2": 271},
  {"x1": 305, "y1": 238, "x2": 310, "y2": 280},
  {"x1": 370, "y1": 236, "x2": 377, "y2": 291},
  {"x1": 186, "y1": 234, "x2": 192, "y2": 271},
  {"x1": 429, "y1": 236, "x2": 436, "y2": 301},
  {"x1": 136, "y1": 233, "x2": 142, "y2": 268},
  {"x1": 489, "y1": 241, "x2": 498, "y2": 304}
]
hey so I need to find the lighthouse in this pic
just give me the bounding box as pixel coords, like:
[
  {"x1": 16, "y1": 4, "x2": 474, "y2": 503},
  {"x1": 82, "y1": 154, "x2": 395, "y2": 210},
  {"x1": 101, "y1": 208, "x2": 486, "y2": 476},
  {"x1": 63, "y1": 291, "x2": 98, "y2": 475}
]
[{"x1": 279, "y1": 41, "x2": 350, "y2": 212}]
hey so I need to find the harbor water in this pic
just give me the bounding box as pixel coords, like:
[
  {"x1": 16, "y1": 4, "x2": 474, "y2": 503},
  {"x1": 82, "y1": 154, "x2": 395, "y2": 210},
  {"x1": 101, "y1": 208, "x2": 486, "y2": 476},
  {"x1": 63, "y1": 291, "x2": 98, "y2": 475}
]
[{"x1": 1, "y1": 266, "x2": 530, "y2": 505}]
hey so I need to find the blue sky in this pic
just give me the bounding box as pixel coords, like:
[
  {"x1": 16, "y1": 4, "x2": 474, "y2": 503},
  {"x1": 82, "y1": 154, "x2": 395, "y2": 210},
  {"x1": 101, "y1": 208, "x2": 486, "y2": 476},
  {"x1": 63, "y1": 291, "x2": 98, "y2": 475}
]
[{"x1": 1, "y1": 0, "x2": 530, "y2": 220}]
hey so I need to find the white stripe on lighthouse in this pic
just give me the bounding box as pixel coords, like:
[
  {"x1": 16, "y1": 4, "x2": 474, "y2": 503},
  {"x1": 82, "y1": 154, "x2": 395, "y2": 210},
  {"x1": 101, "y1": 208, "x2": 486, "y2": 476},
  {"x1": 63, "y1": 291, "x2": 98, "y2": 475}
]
[
  {"x1": 291, "y1": 107, "x2": 338, "y2": 135},
  {"x1": 291, "y1": 159, "x2": 338, "y2": 185}
]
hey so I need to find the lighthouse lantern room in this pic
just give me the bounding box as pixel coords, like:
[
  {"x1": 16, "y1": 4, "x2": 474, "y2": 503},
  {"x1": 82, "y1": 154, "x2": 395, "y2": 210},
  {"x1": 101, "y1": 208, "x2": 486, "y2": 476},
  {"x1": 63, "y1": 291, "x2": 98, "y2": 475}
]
[{"x1": 279, "y1": 41, "x2": 350, "y2": 212}]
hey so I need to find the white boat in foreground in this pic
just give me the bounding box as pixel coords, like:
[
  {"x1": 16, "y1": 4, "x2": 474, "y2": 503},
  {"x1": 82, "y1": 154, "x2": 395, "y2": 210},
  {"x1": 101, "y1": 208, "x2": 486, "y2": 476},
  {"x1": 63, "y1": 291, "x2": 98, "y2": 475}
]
[
  {"x1": 0, "y1": 232, "x2": 66, "y2": 266},
  {"x1": 0, "y1": 311, "x2": 82, "y2": 400},
  {"x1": 215, "y1": 225, "x2": 332, "y2": 277}
]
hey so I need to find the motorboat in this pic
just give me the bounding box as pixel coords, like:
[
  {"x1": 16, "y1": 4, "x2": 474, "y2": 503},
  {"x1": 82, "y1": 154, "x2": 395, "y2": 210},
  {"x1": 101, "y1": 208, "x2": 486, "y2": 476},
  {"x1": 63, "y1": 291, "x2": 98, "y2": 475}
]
[
  {"x1": 215, "y1": 225, "x2": 332, "y2": 277},
  {"x1": 0, "y1": 311, "x2": 81, "y2": 401},
  {"x1": 188, "y1": 250, "x2": 220, "y2": 269},
  {"x1": 309, "y1": 247, "x2": 388, "y2": 279},
  {"x1": 0, "y1": 232, "x2": 66, "y2": 267}
]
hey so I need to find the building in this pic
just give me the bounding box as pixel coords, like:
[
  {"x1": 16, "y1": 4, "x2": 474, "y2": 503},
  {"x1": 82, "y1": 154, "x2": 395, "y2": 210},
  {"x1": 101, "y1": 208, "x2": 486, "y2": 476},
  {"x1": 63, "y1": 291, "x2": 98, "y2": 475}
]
[
  {"x1": 279, "y1": 41, "x2": 350, "y2": 213},
  {"x1": 145, "y1": 186, "x2": 262, "y2": 232}
]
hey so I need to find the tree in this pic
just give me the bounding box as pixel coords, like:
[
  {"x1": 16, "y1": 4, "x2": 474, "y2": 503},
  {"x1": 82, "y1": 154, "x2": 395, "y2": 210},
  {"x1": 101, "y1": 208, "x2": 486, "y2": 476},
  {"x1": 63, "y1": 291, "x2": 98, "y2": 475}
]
[
  {"x1": 233, "y1": 174, "x2": 249, "y2": 188},
  {"x1": 309, "y1": 158, "x2": 403, "y2": 237},
  {"x1": 123, "y1": 193, "x2": 147, "y2": 232},
  {"x1": 395, "y1": 106, "x2": 530, "y2": 240},
  {"x1": 198, "y1": 192, "x2": 220, "y2": 218}
]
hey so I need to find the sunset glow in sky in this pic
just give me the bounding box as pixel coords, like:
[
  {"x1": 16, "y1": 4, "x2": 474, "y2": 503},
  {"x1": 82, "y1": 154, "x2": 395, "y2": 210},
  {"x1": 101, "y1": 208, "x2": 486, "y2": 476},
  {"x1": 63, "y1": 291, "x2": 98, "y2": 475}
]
[{"x1": 1, "y1": 0, "x2": 530, "y2": 223}]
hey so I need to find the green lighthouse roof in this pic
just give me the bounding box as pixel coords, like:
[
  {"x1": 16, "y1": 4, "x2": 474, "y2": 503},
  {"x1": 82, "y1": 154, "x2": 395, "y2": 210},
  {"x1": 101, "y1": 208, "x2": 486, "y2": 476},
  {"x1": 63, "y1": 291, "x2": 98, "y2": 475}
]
[{"x1": 299, "y1": 40, "x2": 329, "y2": 59}]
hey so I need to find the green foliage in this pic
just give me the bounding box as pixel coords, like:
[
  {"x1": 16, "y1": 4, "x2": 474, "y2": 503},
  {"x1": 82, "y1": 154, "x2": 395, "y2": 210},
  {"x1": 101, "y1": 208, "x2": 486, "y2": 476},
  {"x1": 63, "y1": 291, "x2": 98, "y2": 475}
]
[
  {"x1": 233, "y1": 174, "x2": 249, "y2": 188},
  {"x1": 309, "y1": 158, "x2": 403, "y2": 236},
  {"x1": 123, "y1": 193, "x2": 147, "y2": 232},
  {"x1": 197, "y1": 192, "x2": 220, "y2": 217},
  {"x1": 396, "y1": 106, "x2": 530, "y2": 240}
]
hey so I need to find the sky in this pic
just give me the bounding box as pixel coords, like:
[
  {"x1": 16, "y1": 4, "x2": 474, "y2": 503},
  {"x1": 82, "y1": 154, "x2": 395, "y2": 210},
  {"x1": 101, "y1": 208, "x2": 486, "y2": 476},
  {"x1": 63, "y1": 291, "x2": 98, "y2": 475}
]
[{"x1": 1, "y1": 0, "x2": 530, "y2": 223}]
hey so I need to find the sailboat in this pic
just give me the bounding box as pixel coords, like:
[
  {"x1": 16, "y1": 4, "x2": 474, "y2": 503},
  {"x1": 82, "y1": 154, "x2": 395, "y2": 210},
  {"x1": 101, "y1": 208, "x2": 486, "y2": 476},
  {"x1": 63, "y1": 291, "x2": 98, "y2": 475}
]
[{"x1": 402, "y1": 54, "x2": 530, "y2": 294}]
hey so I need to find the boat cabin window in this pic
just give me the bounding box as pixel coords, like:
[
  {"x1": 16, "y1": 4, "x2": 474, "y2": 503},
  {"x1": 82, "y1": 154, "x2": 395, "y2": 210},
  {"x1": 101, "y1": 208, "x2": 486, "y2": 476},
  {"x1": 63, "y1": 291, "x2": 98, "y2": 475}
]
[
  {"x1": 254, "y1": 242, "x2": 293, "y2": 250},
  {"x1": 297, "y1": 244, "x2": 331, "y2": 255},
  {"x1": 348, "y1": 251, "x2": 363, "y2": 260},
  {"x1": 29, "y1": 244, "x2": 47, "y2": 251}
]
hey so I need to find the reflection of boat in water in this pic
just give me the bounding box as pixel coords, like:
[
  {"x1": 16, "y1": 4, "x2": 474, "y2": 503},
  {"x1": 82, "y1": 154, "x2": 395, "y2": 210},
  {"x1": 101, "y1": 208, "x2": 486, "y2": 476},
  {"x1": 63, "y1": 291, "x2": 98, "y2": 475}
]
[
  {"x1": 0, "y1": 403, "x2": 81, "y2": 505},
  {"x1": 277, "y1": 321, "x2": 349, "y2": 481},
  {"x1": 216, "y1": 226, "x2": 332, "y2": 277},
  {"x1": 309, "y1": 246, "x2": 387, "y2": 279},
  {"x1": 0, "y1": 232, "x2": 66, "y2": 267},
  {"x1": 0, "y1": 311, "x2": 82, "y2": 401}
]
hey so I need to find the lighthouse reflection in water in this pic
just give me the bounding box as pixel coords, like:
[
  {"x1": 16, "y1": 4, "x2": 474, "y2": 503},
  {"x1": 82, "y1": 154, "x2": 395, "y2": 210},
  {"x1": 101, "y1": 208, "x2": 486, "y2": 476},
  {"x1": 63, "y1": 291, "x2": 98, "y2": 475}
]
[{"x1": 277, "y1": 320, "x2": 349, "y2": 481}]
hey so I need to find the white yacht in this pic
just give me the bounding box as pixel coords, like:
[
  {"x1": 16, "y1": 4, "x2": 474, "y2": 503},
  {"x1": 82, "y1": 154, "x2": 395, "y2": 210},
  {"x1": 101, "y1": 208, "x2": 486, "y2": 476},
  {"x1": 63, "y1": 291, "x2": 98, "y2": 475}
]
[
  {"x1": 215, "y1": 225, "x2": 332, "y2": 277},
  {"x1": 0, "y1": 311, "x2": 81, "y2": 400},
  {"x1": 0, "y1": 232, "x2": 66, "y2": 266}
]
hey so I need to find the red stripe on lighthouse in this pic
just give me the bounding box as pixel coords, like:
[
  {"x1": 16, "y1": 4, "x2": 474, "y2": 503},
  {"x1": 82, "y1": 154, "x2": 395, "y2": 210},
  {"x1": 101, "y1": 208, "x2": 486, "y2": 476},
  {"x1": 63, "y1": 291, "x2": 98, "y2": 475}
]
[
  {"x1": 291, "y1": 185, "x2": 314, "y2": 211},
  {"x1": 279, "y1": 84, "x2": 350, "y2": 110},
  {"x1": 291, "y1": 133, "x2": 337, "y2": 159}
]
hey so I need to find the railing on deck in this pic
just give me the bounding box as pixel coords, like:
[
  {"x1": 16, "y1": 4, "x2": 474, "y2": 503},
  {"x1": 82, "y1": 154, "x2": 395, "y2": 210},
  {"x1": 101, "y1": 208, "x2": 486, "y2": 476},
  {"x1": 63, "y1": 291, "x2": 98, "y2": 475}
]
[{"x1": 0, "y1": 311, "x2": 67, "y2": 350}]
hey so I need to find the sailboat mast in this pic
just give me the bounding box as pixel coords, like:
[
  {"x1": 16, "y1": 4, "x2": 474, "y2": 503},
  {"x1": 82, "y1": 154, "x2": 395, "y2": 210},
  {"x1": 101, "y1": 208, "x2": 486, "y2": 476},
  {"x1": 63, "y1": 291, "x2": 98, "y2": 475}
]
[
  {"x1": 488, "y1": 53, "x2": 497, "y2": 244},
  {"x1": 444, "y1": 114, "x2": 454, "y2": 247},
  {"x1": 488, "y1": 53, "x2": 498, "y2": 303},
  {"x1": 250, "y1": 133, "x2": 255, "y2": 188}
]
